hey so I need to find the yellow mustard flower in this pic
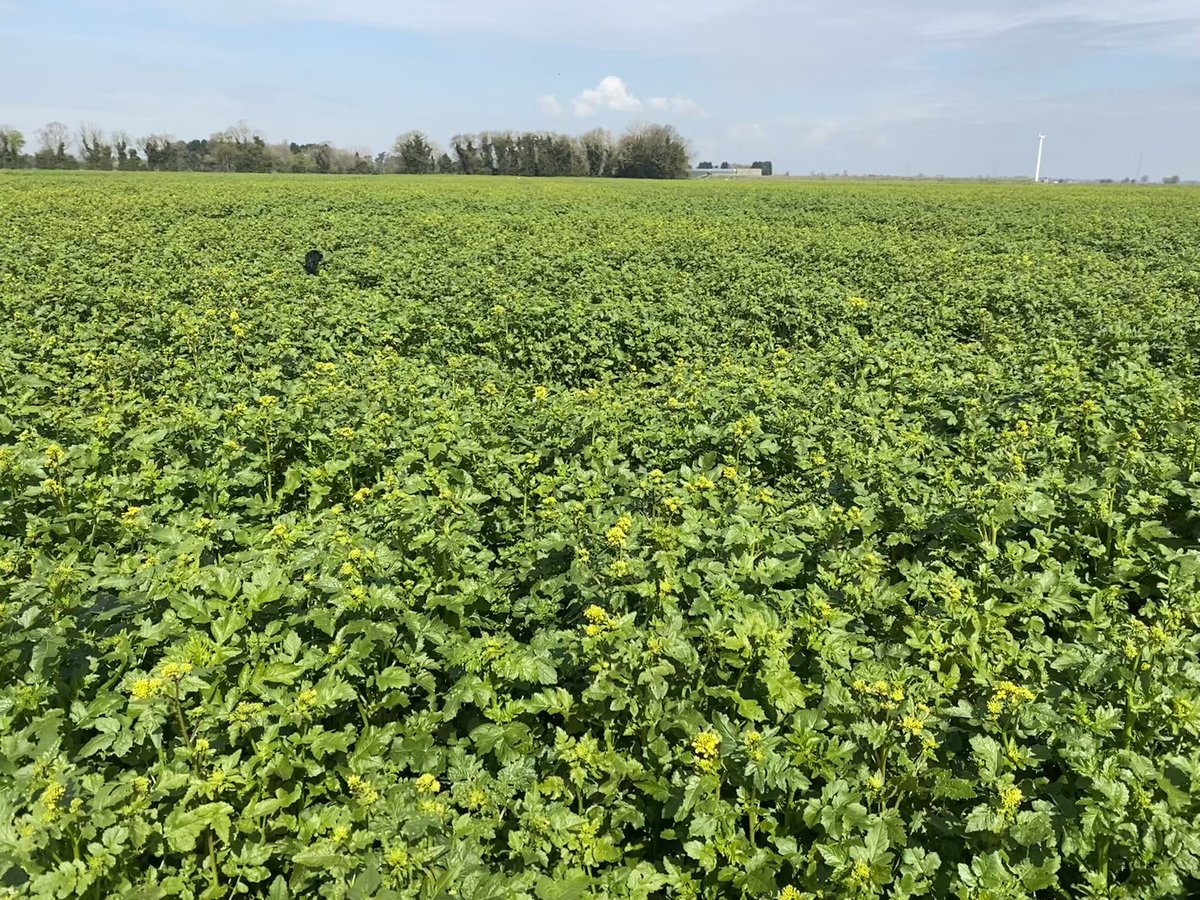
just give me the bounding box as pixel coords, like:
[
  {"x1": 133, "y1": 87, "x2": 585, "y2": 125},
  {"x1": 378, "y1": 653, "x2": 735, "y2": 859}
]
[
  {"x1": 605, "y1": 525, "x2": 628, "y2": 547},
  {"x1": 999, "y1": 784, "x2": 1024, "y2": 815},
  {"x1": 989, "y1": 681, "x2": 1036, "y2": 718},
  {"x1": 692, "y1": 731, "x2": 720, "y2": 759},
  {"x1": 41, "y1": 781, "x2": 66, "y2": 810},
  {"x1": 346, "y1": 774, "x2": 379, "y2": 806},
  {"x1": 850, "y1": 860, "x2": 872, "y2": 883},
  {"x1": 466, "y1": 788, "x2": 488, "y2": 811},
  {"x1": 385, "y1": 844, "x2": 410, "y2": 871},
  {"x1": 159, "y1": 662, "x2": 192, "y2": 682},
  {"x1": 130, "y1": 677, "x2": 162, "y2": 700}
]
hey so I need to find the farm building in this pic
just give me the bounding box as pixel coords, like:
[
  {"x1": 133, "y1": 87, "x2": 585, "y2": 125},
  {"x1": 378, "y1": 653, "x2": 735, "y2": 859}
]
[{"x1": 689, "y1": 166, "x2": 765, "y2": 178}]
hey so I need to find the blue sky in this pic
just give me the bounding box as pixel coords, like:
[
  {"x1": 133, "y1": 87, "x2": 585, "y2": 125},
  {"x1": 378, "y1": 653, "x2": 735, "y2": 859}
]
[{"x1": 1, "y1": 0, "x2": 1197, "y2": 178}]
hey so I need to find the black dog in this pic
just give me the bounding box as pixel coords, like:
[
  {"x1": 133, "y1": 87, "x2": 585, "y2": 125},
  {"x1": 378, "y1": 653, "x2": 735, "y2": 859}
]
[{"x1": 304, "y1": 250, "x2": 323, "y2": 276}]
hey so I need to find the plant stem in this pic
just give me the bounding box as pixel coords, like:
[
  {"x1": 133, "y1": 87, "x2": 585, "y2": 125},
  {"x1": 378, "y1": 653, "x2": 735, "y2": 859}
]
[
  {"x1": 209, "y1": 832, "x2": 222, "y2": 890},
  {"x1": 748, "y1": 792, "x2": 758, "y2": 849},
  {"x1": 172, "y1": 683, "x2": 195, "y2": 756},
  {"x1": 265, "y1": 430, "x2": 274, "y2": 502}
]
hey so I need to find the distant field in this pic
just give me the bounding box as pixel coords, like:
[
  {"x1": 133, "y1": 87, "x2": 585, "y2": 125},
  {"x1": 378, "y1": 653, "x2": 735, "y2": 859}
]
[{"x1": 2, "y1": 173, "x2": 1199, "y2": 898}]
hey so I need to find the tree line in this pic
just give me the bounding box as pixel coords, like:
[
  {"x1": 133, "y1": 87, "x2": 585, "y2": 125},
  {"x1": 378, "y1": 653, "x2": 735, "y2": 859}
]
[{"x1": 0, "y1": 121, "x2": 692, "y2": 179}]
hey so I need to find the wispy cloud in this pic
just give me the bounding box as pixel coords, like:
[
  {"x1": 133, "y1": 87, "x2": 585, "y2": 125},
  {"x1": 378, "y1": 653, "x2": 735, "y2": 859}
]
[
  {"x1": 536, "y1": 94, "x2": 562, "y2": 116},
  {"x1": 728, "y1": 122, "x2": 768, "y2": 143},
  {"x1": 804, "y1": 120, "x2": 844, "y2": 145},
  {"x1": 925, "y1": 0, "x2": 1200, "y2": 44},
  {"x1": 648, "y1": 96, "x2": 704, "y2": 116},
  {"x1": 126, "y1": 0, "x2": 1200, "y2": 57}
]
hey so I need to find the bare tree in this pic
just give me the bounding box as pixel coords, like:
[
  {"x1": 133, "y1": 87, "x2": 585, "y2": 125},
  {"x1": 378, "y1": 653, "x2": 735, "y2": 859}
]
[
  {"x1": 142, "y1": 134, "x2": 183, "y2": 170},
  {"x1": 79, "y1": 123, "x2": 113, "y2": 170},
  {"x1": 579, "y1": 128, "x2": 615, "y2": 177},
  {"x1": 225, "y1": 120, "x2": 255, "y2": 146},
  {"x1": 207, "y1": 121, "x2": 271, "y2": 172},
  {"x1": 112, "y1": 131, "x2": 144, "y2": 170},
  {"x1": 450, "y1": 134, "x2": 481, "y2": 175},
  {"x1": 38, "y1": 121, "x2": 71, "y2": 155}
]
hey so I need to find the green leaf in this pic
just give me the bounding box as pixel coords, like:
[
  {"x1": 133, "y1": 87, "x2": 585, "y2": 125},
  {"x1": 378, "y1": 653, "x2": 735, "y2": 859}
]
[
  {"x1": 292, "y1": 847, "x2": 344, "y2": 869},
  {"x1": 965, "y1": 804, "x2": 998, "y2": 834},
  {"x1": 1010, "y1": 810, "x2": 1053, "y2": 847},
  {"x1": 306, "y1": 727, "x2": 356, "y2": 759},
  {"x1": 164, "y1": 803, "x2": 234, "y2": 852},
  {"x1": 534, "y1": 871, "x2": 589, "y2": 900},
  {"x1": 863, "y1": 821, "x2": 890, "y2": 861},
  {"x1": 970, "y1": 734, "x2": 1004, "y2": 781},
  {"x1": 375, "y1": 666, "x2": 412, "y2": 691},
  {"x1": 932, "y1": 774, "x2": 977, "y2": 800},
  {"x1": 763, "y1": 665, "x2": 808, "y2": 715}
]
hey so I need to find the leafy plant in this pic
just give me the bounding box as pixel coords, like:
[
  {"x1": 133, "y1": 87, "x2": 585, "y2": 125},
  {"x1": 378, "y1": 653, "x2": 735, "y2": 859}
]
[{"x1": 1, "y1": 172, "x2": 1199, "y2": 898}]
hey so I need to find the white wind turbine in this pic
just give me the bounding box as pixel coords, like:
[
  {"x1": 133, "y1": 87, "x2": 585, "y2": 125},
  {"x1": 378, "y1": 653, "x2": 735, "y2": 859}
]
[{"x1": 1034, "y1": 134, "x2": 1046, "y2": 183}]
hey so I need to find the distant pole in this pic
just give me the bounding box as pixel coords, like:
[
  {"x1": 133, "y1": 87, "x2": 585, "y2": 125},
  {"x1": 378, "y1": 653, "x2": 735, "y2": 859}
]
[{"x1": 1034, "y1": 134, "x2": 1046, "y2": 183}]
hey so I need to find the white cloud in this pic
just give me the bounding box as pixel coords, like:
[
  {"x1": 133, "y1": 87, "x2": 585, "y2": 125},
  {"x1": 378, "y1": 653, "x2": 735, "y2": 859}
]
[
  {"x1": 573, "y1": 75, "x2": 643, "y2": 116},
  {"x1": 537, "y1": 94, "x2": 562, "y2": 116},
  {"x1": 648, "y1": 96, "x2": 704, "y2": 116},
  {"x1": 570, "y1": 75, "x2": 702, "y2": 118}
]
